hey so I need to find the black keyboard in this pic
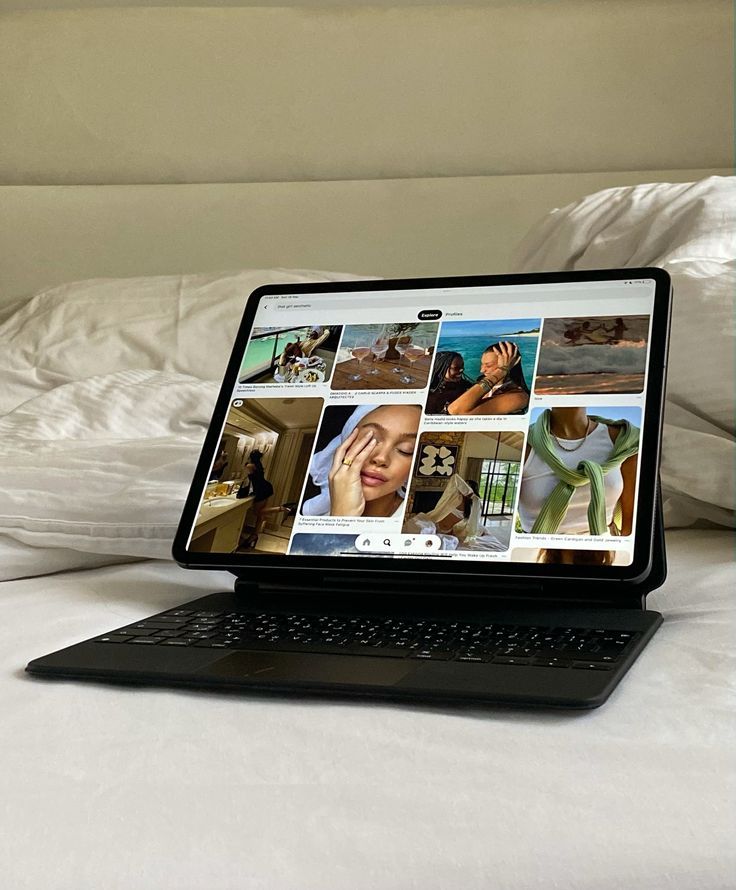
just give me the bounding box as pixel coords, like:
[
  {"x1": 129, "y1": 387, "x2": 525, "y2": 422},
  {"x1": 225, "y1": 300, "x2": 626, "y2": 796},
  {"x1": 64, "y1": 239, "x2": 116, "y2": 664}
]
[{"x1": 93, "y1": 609, "x2": 638, "y2": 671}]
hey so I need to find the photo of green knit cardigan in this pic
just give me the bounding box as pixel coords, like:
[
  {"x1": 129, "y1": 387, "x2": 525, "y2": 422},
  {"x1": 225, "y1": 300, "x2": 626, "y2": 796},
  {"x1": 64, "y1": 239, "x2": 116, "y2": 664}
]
[{"x1": 526, "y1": 409, "x2": 640, "y2": 535}]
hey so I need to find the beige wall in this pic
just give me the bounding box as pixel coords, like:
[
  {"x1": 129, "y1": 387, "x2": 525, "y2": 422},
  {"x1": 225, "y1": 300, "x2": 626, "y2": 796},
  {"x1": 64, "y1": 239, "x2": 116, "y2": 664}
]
[
  {"x1": 1, "y1": 2, "x2": 732, "y2": 186},
  {"x1": 0, "y1": 1, "x2": 731, "y2": 301}
]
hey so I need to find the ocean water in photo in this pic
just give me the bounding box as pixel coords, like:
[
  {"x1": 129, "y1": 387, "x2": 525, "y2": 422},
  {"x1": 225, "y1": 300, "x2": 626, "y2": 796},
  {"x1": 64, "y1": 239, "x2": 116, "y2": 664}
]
[
  {"x1": 437, "y1": 329, "x2": 540, "y2": 384},
  {"x1": 240, "y1": 326, "x2": 311, "y2": 378}
]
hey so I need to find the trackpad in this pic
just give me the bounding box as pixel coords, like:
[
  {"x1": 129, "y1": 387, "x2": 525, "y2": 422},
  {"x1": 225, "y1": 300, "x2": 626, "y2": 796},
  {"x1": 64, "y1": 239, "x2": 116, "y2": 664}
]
[{"x1": 208, "y1": 651, "x2": 414, "y2": 687}]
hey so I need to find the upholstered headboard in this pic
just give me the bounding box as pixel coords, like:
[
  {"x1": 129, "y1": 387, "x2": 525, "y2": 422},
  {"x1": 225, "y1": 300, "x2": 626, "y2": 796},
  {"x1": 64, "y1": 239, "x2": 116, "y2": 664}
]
[{"x1": 0, "y1": 1, "x2": 732, "y2": 305}]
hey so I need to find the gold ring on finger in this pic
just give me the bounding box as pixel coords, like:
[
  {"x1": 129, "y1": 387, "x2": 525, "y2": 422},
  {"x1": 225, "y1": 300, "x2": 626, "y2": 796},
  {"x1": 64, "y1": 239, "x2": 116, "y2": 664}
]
[{"x1": 342, "y1": 457, "x2": 353, "y2": 467}]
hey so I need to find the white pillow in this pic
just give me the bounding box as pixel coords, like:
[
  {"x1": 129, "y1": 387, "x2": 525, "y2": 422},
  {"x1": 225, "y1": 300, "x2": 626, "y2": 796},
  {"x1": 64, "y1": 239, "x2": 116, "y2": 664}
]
[
  {"x1": 0, "y1": 370, "x2": 217, "y2": 580},
  {"x1": 0, "y1": 268, "x2": 368, "y2": 414},
  {"x1": 0, "y1": 268, "x2": 370, "y2": 579},
  {"x1": 512, "y1": 176, "x2": 735, "y2": 527}
]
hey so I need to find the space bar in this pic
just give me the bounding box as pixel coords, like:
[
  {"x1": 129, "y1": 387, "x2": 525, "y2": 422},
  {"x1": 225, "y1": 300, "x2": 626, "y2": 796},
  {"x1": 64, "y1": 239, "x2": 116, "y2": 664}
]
[{"x1": 227, "y1": 639, "x2": 412, "y2": 658}]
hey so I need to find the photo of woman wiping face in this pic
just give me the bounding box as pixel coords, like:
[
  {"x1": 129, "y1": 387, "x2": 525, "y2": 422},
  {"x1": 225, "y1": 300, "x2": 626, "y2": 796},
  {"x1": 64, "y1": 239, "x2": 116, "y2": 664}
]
[{"x1": 301, "y1": 404, "x2": 422, "y2": 518}]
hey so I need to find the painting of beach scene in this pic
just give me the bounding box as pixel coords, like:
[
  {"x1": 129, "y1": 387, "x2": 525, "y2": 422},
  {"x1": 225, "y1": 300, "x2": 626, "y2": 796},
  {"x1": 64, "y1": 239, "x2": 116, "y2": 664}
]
[{"x1": 534, "y1": 315, "x2": 649, "y2": 394}]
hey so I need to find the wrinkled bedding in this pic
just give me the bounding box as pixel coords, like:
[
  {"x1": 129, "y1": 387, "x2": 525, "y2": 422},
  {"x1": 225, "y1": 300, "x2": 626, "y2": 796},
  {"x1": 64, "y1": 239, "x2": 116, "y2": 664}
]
[
  {"x1": 2, "y1": 529, "x2": 733, "y2": 890},
  {"x1": 0, "y1": 269, "x2": 365, "y2": 580},
  {"x1": 0, "y1": 190, "x2": 734, "y2": 889},
  {"x1": 514, "y1": 176, "x2": 735, "y2": 528},
  {"x1": 0, "y1": 370, "x2": 216, "y2": 572},
  {"x1": 2, "y1": 181, "x2": 733, "y2": 582}
]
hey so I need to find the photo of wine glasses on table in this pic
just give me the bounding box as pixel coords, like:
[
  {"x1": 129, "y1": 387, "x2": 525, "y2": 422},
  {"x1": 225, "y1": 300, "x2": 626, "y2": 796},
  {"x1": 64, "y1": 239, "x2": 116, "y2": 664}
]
[
  {"x1": 348, "y1": 343, "x2": 372, "y2": 381},
  {"x1": 331, "y1": 322, "x2": 439, "y2": 390},
  {"x1": 367, "y1": 331, "x2": 389, "y2": 376}
]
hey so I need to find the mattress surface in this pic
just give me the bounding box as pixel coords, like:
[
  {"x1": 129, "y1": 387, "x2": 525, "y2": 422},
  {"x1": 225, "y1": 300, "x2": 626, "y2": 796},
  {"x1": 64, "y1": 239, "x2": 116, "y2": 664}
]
[{"x1": 3, "y1": 529, "x2": 734, "y2": 889}]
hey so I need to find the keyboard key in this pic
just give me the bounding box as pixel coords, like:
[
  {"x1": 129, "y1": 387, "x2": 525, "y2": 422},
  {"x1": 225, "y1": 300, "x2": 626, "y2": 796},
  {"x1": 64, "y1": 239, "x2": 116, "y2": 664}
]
[
  {"x1": 531, "y1": 657, "x2": 571, "y2": 668},
  {"x1": 575, "y1": 651, "x2": 620, "y2": 663},
  {"x1": 143, "y1": 616, "x2": 190, "y2": 625},
  {"x1": 132, "y1": 622, "x2": 187, "y2": 631},
  {"x1": 409, "y1": 650, "x2": 454, "y2": 661},
  {"x1": 94, "y1": 609, "x2": 638, "y2": 674}
]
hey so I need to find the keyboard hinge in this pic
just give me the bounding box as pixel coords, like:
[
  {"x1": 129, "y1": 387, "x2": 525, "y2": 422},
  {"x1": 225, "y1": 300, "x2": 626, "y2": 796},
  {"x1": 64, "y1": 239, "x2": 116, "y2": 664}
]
[
  {"x1": 233, "y1": 577, "x2": 260, "y2": 597},
  {"x1": 232, "y1": 574, "x2": 647, "y2": 611}
]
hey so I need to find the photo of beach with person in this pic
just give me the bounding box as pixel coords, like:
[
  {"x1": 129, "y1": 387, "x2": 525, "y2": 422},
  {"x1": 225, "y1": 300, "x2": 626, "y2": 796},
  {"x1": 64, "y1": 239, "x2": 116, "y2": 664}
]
[
  {"x1": 238, "y1": 324, "x2": 341, "y2": 385},
  {"x1": 330, "y1": 322, "x2": 438, "y2": 391},
  {"x1": 534, "y1": 315, "x2": 649, "y2": 394},
  {"x1": 516, "y1": 404, "x2": 642, "y2": 540},
  {"x1": 425, "y1": 318, "x2": 540, "y2": 415}
]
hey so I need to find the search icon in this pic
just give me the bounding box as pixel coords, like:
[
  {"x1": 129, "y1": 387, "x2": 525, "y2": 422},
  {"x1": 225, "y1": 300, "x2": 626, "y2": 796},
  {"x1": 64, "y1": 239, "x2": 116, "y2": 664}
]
[{"x1": 383, "y1": 538, "x2": 392, "y2": 547}]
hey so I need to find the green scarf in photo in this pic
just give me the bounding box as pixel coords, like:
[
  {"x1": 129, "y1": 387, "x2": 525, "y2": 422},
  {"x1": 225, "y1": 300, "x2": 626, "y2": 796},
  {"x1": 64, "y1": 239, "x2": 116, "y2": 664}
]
[{"x1": 528, "y1": 410, "x2": 640, "y2": 535}]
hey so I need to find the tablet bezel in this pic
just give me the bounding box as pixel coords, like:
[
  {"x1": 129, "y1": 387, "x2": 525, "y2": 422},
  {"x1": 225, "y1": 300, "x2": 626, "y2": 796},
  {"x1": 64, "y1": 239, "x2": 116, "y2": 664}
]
[{"x1": 172, "y1": 268, "x2": 671, "y2": 592}]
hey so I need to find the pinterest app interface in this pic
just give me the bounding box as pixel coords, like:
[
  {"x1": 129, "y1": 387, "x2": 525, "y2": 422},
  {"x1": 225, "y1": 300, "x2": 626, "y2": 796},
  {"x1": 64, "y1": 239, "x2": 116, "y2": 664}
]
[{"x1": 187, "y1": 278, "x2": 656, "y2": 569}]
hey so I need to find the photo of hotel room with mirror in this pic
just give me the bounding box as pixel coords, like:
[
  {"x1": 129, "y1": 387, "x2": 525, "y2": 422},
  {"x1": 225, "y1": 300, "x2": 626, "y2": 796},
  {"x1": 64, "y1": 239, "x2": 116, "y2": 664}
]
[
  {"x1": 425, "y1": 318, "x2": 541, "y2": 415},
  {"x1": 330, "y1": 322, "x2": 438, "y2": 391},
  {"x1": 402, "y1": 430, "x2": 524, "y2": 551},
  {"x1": 189, "y1": 397, "x2": 323, "y2": 555},
  {"x1": 238, "y1": 325, "x2": 341, "y2": 385}
]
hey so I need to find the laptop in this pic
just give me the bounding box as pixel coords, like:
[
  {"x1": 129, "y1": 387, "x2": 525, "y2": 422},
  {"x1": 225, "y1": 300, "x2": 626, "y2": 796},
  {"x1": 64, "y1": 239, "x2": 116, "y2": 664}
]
[{"x1": 27, "y1": 269, "x2": 671, "y2": 709}]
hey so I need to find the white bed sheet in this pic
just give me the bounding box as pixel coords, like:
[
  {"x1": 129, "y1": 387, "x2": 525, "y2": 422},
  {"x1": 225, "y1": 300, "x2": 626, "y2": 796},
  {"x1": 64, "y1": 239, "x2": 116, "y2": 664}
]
[{"x1": 2, "y1": 529, "x2": 733, "y2": 890}]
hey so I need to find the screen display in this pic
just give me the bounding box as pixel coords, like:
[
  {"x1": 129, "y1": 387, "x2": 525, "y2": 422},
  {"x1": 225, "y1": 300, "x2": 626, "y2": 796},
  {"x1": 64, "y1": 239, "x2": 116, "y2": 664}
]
[{"x1": 184, "y1": 277, "x2": 658, "y2": 569}]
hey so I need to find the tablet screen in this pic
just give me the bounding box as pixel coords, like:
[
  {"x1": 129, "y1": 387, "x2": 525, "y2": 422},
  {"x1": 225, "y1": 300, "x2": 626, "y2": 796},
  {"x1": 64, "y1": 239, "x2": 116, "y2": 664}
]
[{"x1": 179, "y1": 273, "x2": 665, "y2": 573}]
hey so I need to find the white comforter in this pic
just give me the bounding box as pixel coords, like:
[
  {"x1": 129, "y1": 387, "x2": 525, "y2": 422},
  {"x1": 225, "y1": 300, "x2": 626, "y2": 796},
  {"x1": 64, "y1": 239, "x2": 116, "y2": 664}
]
[{"x1": 0, "y1": 268, "x2": 365, "y2": 580}]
